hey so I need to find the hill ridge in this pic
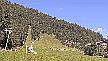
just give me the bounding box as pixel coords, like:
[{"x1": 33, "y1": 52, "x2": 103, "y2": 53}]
[{"x1": 0, "y1": 1, "x2": 103, "y2": 49}]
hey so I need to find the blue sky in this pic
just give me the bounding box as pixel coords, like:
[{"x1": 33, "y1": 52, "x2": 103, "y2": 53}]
[{"x1": 9, "y1": 0, "x2": 108, "y2": 38}]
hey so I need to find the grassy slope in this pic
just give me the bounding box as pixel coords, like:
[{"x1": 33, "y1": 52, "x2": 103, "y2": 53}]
[{"x1": 0, "y1": 34, "x2": 108, "y2": 61}]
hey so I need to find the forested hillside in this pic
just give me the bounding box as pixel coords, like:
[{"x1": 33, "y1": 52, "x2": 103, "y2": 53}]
[{"x1": 0, "y1": 0, "x2": 103, "y2": 49}]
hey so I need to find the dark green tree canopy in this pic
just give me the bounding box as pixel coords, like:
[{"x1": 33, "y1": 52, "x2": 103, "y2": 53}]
[{"x1": 0, "y1": 1, "x2": 103, "y2": 49}]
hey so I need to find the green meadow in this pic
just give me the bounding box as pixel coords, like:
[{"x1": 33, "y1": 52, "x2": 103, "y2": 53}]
[{"x1": 0, "y1": 34, "x2": 108, "y2": 61}]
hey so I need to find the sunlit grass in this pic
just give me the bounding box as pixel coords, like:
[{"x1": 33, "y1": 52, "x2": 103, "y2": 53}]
[{"x1": 0, "y1": 34, "x2": 108, "y2": 61}]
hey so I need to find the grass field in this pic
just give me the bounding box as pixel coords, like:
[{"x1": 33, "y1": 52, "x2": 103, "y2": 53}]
[{"x1": 0, "y1": 34, "x2": 108, "y2": 61}]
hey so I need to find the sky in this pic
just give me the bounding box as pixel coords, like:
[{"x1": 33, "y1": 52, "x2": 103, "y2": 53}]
[{"x1": 9, "y1": 0, "x2": 108, "y2": 38}]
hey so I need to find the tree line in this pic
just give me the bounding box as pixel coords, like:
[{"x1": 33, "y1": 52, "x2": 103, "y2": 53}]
[{"x1": 0, "y1": 0, "x2": 103, "y2": 49}]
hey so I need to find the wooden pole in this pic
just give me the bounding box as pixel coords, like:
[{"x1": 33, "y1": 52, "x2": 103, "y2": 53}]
[{"x1": 26, "y1": 45, "x2": 28, "y2": 54}]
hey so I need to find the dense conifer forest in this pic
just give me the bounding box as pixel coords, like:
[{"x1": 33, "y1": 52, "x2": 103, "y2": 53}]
[{"x1": 0, "y1": 0, "x2": 103, "y2": 49}]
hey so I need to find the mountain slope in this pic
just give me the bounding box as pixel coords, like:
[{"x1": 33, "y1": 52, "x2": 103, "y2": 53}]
[{"x1": 0, "y1": 1, "x2": 103, "y2": 49}]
